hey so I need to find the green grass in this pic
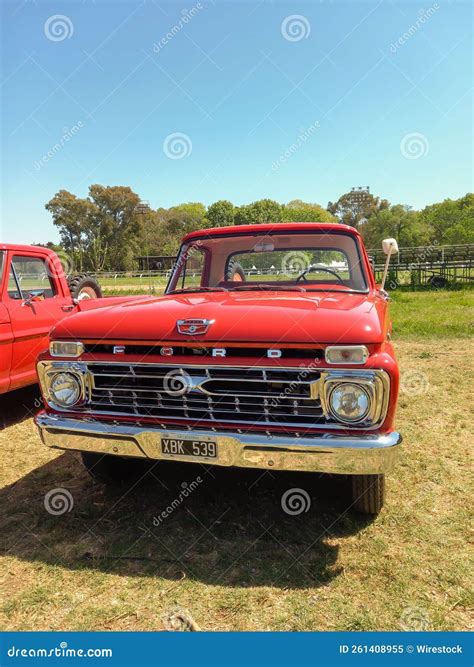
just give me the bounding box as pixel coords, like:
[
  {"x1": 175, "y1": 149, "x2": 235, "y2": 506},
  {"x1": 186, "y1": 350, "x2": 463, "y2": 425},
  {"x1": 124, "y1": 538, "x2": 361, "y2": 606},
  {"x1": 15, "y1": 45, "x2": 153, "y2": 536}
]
[
  {"x1": 390, "y1": 289, "x2": 473, "y2": 338},
  {"x1": 98, "y1": 276, "x2": 168, "y2": 288}
]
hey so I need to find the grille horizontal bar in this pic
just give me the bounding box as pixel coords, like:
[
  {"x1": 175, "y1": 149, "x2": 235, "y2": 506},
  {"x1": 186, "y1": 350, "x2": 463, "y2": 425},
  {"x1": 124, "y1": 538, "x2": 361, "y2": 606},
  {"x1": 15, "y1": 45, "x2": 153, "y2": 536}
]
[{"x1": 83, "y1": 362, "x2": 329, "y2": 429}]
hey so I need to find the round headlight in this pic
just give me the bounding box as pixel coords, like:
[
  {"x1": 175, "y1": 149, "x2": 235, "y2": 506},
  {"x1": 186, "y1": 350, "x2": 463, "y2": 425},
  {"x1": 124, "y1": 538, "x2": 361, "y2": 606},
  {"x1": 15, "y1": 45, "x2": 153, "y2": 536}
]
[
  {"x1": 329, "y1": 383, "x2": 370, "y2": 423},
  {"x1": 49, "y1": 373, "x2": 81, "y2": 407}
]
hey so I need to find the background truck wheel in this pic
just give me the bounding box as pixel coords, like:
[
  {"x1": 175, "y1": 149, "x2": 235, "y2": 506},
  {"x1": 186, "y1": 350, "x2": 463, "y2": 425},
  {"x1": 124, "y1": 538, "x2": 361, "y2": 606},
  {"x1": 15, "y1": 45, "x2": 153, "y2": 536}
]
[
  {"x1": 351, "y1": 474, "x2": 385, "y2": 515},
  {"x1": 81, "y1": 452, "x2": 146, "y2": 486},
  {"x1": 427, "y1": 275, "x2": 449, "y2": 289},
  {"x1": 68, "y1": 274, "x2": 102, "y2": 300},
  {"x1": 225, "y1": 259, "x2": 246, "y2": 282}
]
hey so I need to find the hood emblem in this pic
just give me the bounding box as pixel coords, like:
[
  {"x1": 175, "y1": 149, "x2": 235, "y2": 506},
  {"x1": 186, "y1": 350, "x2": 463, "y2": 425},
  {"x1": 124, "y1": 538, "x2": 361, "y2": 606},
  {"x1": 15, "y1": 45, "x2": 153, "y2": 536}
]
[{"x1": 176, "y1": 318, "x2": 214, "y2": 336}]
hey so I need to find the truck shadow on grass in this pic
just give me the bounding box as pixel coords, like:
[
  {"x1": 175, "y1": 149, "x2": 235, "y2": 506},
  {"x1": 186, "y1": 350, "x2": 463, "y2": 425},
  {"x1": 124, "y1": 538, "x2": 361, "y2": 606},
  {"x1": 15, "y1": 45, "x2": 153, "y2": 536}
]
[
  {"x1": 1, "y1": 450, "x2": 374, "y2": 589},
  {"x1": 0, "y1": 386, "x2": 42, "y2": 429}
]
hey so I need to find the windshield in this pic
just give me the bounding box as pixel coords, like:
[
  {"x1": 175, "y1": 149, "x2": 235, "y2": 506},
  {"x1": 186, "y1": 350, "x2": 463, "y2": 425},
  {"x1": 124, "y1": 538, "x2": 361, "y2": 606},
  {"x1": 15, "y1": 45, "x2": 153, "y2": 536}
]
[{"x1": 167, "y1": 231, "x2": 369, "y2": 294}]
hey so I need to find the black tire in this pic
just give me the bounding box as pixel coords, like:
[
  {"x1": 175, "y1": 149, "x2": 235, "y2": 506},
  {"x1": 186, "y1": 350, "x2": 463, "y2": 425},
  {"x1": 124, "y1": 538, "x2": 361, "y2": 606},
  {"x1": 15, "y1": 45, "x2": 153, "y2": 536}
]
[
  {"x1": 351, "y1": 474, "x2": 385, "y2": 515},
  {"x1": 68, "y1": 274, "x2": 102, "y2": 300},
  {"x1": 81, "y1": 451, "x2": 147, "y2": 486},
  {"x1": 427, "y1": 275, "x2": 449, "y2": 289},
  {"x1": 225, "y1": 259, "x2": 246, "y2": 282}
]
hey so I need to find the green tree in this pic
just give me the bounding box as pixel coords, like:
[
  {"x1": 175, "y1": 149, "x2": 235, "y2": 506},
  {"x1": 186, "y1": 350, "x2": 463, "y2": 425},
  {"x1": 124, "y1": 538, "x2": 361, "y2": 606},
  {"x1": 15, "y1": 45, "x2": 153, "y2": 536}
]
[
  {"x1": 328, "y1": 191, "x2": 389, "y2": 227},
  {"x1": 419, "y1": 194, "x2": 474, "y2": 245},
  {"x1": 207, "y1": 199, "x2": 235, "y2": 227},
  {"x1": 234, "y1": 199, "x2": 282, "y2": 225},
  {"x1": 282, "y1": 200, "x2": 336, "y2": 222},
  {"x1": 361, "y1": 205, "x2": 431, "y2": 248},
  {"x1": 45, "y1": 190, "x2": 96, "y2": 272},
  {"x1": 46, "y1": 185, "x2": 142, "y2": 272}
]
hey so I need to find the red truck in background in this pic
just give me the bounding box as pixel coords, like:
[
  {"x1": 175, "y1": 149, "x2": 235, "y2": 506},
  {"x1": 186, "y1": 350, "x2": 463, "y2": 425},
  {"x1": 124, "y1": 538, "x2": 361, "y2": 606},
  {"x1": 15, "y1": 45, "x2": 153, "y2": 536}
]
[{"x1": 0, "y1": 244, "x2": 146, "y2": 395}]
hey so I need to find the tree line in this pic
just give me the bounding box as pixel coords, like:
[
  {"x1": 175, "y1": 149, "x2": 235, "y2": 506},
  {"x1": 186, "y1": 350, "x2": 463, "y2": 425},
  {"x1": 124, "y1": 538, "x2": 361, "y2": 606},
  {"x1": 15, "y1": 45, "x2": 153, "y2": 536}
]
[{"x1": 43, "y1": 186, "x2": 474, "y2": 272}]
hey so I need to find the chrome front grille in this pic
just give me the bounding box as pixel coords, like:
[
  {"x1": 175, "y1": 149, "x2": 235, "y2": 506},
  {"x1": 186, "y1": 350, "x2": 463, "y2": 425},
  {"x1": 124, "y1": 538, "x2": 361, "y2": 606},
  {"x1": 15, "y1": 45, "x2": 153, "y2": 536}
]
[{"x1": 85, "y1": 362, "x2": 327, "y2": 429}]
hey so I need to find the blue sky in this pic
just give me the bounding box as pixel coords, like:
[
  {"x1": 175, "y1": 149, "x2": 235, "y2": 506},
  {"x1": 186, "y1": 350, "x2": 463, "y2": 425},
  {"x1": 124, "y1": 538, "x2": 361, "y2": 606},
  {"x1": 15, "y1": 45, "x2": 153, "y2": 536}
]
[{"x1": 1, "y1": 0, "x2": 472, "y2": 243}]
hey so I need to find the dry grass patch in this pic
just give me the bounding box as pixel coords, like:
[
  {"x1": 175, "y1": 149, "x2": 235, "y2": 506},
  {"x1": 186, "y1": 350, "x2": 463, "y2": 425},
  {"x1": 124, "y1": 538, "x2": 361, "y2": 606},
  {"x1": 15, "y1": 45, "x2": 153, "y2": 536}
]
[{"x1": 0, "y1": 341, "x2": 472, "y2": 631}]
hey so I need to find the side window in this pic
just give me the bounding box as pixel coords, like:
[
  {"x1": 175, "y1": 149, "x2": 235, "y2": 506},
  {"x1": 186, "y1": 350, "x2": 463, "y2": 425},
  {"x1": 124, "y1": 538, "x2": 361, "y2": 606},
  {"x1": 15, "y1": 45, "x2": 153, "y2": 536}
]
[
  {"x1": 8, "y1": 256, "x2": 56, "y2": 300},
  {"x1": 178, "y1": 248, "x2": 206, "y2": 290}
]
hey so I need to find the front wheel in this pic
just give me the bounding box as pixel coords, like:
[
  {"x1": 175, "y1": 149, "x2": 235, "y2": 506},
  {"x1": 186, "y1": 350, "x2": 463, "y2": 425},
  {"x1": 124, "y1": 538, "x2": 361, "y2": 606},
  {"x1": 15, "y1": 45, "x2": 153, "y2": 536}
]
[
  {"x1": 351, "y1": 474, "x2": 385, "y2": 515},
  {"x1": 81, "y1": 452, "x2": 147, "y2": 486}
]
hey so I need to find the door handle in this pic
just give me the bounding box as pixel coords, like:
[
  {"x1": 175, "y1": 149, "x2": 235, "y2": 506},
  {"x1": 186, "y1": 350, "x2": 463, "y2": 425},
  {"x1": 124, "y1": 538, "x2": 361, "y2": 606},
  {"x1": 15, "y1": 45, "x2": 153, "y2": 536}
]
[{"x1": 61, "y1": 304, "x2": 75, "y2": 312}]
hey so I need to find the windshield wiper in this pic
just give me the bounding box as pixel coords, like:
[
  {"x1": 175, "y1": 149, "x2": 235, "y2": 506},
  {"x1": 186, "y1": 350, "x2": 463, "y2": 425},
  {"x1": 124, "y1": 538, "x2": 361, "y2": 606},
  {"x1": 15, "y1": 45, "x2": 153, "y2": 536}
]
[
  {"x1": 229, "y1": 284, "x2": 306, "y2": 292},
  {"x1": 169, "y1": 287, "x2": 228, "y2": 295}
]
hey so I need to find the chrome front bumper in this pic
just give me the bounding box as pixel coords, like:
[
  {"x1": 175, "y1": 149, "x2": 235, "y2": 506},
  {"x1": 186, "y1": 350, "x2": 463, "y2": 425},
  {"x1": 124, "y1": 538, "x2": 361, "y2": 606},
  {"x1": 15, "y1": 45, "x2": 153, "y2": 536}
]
[{"x1": 35, "y1": 412, "x2": 402, "y2": 475}]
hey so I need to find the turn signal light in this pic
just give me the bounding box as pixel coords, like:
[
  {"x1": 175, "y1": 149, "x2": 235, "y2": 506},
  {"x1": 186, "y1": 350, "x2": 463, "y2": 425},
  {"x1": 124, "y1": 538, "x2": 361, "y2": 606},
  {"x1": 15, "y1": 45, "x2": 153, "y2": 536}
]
[
  {"x1": 325, "y1": 345, "x2": 369, "y2": 365},
  {"x1": 49, "y1": 341, "x2": 85, "y2": 358}
]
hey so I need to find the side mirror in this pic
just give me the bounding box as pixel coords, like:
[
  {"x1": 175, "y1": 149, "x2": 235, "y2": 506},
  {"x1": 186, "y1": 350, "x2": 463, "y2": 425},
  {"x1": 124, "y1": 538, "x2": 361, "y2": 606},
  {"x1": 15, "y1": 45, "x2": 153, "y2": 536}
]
[
  {"x1": 380, "y1": 239, "x2": 398, "y2": 291},
  {"x1": 22, "y1": 290, "x2": 46, "y2": 307},
  {"x1": 382, "y1": 238, "x2": 399, "y2": 255}
]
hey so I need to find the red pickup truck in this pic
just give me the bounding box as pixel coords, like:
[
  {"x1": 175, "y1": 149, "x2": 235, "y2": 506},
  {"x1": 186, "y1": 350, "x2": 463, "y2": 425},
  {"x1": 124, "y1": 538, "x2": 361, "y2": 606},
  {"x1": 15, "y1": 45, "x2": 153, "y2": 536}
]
[
  {"x1": 34, "y1": 223, "x2": 402, "y2": 514},
  {"x1": 0, "y1": 244, "x2": 141, "y2": 395}
]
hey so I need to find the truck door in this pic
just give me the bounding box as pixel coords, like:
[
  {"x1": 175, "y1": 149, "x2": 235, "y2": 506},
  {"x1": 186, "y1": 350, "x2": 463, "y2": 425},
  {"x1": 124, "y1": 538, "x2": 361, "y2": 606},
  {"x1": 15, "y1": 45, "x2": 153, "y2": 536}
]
[
  {"x1": 0, "y1": 251, "x2": 13, "y2": 394},
  {"x1": 5, "y1": 252, "x2": 72, "y2": 391}
]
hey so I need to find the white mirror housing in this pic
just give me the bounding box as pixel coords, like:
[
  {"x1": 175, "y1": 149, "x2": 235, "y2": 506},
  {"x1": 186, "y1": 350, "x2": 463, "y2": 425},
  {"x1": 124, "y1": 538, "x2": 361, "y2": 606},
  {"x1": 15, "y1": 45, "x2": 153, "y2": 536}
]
[
  {"x1": 382, "y1": 238, "x2": 399, "y2": 255},
  {"x1": 380, "y1": 238, "x2": 399, "y2": 291}
]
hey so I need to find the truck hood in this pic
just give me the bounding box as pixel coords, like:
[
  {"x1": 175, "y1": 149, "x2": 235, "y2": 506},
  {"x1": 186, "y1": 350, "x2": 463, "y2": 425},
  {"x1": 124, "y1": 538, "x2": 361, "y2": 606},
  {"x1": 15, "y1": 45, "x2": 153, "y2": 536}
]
[{"x1": 51, "y1": 290, "x2": 388, "y2": 345}]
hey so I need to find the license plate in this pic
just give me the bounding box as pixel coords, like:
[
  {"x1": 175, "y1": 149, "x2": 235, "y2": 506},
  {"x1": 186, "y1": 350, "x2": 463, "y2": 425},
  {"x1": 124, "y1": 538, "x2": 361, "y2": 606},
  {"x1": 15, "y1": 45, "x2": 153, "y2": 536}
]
[{"x1": 161, "y1": 437, "x2": 218, "y2": 459}]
